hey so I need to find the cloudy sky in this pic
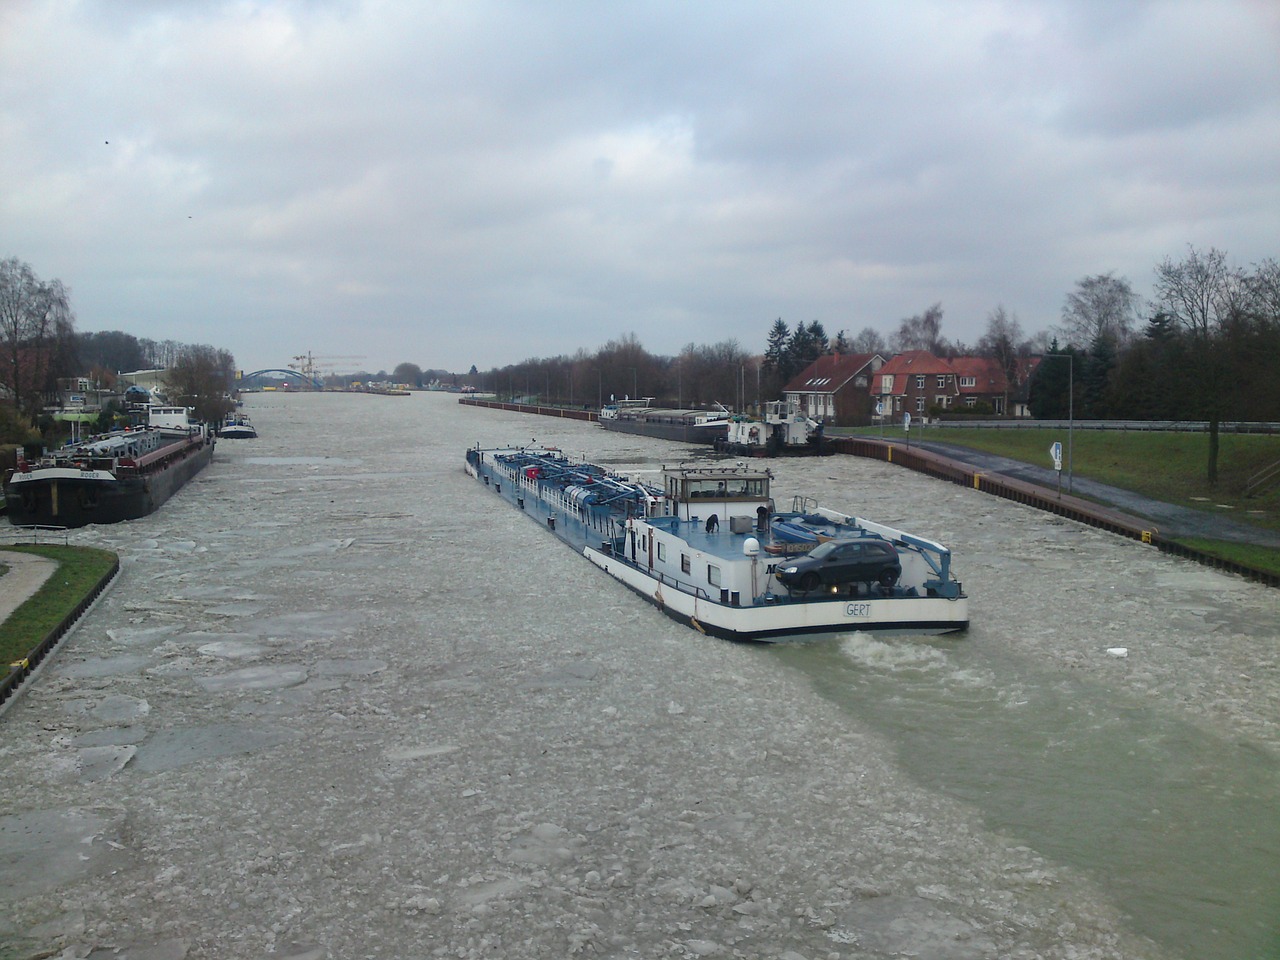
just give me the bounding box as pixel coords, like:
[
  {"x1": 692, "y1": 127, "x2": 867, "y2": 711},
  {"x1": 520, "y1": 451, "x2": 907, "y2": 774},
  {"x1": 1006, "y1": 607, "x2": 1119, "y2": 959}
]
[{"x1": 3, "y1": 1, "x2": 1277, "y2": 375}]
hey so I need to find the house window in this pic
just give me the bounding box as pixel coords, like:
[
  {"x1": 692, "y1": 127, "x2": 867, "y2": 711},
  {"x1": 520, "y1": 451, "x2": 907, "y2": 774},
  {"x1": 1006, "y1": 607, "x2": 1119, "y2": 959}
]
[
  {"x1": 681, "y1": 554, "x2": 691, "y2": 574},
  {"x1": 937, "y1": 376, "x2": 947, "y2": 388},
  {"x1": 883, "y1": 375, "x2": 894, "y2": 391},
  {"x1": 915, "y1": 375, "x2": 925, "y2": 388},
  {"x1": 960, "y1": 376, "x2": 976, "y2": 388},
  {"x1": 915, "y1": 397, "x2": 925, "y2": 412},
  {"x1": 708, "y1": 564, "x2": 722, "y2": 587},
  {"x1": 965, "y1": 397, "x2": 976, "y2": 407},
  {"x1": 935, "y1": 395, "x2": 948, "y2": 408}
]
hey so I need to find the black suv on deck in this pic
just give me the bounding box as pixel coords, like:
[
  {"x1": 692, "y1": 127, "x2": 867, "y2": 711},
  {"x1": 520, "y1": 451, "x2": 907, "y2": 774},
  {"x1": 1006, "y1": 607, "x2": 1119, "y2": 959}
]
[{"x1": 774, "y1": 538, "x2": 900, "y2": 592}]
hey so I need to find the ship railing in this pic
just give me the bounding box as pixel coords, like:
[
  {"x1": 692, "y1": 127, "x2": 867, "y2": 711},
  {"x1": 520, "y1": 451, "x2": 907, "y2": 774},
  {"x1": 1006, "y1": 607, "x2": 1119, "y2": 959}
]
[{"x1": 629, "y1": 565, "x2": 716, "y2": 603}]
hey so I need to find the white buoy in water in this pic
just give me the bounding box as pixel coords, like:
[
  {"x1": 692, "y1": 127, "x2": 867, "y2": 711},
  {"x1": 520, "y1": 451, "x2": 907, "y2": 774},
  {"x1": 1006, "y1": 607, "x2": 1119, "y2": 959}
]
[{"x1": 1106, "y1": 647, "x2": 1129, "y2": 658}]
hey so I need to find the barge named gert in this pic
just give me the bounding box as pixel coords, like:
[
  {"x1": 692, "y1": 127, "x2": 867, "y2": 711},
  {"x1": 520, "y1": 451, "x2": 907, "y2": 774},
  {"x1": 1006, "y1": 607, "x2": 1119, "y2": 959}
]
[{"x1": 466, "y1": 444, "x2": 968, "y2": 641}]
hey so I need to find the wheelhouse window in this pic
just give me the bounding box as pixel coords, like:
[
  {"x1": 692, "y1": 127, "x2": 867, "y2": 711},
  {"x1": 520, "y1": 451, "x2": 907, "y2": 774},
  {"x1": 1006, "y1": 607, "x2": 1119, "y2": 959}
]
[
  {"x1": 681, "y1": 553, "x2": 691, "y2": 574},
  {"x1": 673, "y1": 476, "x2": 769, "y2": 499},
  {"x1": 657, "y1": 541, "x2": 666, "y2": 562},
  {"x1": 707, "y1": 564, "x2": 721, "y2": 587}
]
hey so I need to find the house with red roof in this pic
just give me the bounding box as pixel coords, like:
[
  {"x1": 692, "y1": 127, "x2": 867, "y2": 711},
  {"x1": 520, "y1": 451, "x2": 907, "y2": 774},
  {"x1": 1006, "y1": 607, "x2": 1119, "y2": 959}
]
[
  {"x1": 872, "y1": 351, "x2": 1042, "y2": 419},
  {"x1": 781, "y1": 352, "x2": 885, "y2": 424},
  {"x1": 870, "y1": 350, "x2": 959, "y2": 420},
  {"x1": 948, "y1": 356, "x2": 1041, "y2": 416}
]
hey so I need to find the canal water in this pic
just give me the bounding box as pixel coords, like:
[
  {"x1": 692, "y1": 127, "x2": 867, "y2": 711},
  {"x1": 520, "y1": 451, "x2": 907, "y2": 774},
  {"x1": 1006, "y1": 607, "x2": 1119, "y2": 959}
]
[{"x1": 1, "y1": 390, "x2": 1276, "y2": 960}]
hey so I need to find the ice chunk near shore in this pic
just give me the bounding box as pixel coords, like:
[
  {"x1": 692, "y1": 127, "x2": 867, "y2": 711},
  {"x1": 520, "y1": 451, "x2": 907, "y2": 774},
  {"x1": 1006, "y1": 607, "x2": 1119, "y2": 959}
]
[{"x1": 1106, "y1": 647, "x2": 1129, "y2": 658}]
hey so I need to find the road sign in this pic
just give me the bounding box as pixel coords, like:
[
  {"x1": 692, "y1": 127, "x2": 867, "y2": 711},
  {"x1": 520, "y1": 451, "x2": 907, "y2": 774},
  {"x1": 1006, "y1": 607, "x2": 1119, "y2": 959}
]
[
  {"x1": 874, "y1": 401, "x2": 883, "y2": 416},
  {"x1": 1050, "y1": 441, "x2": 1063, "y2": 471},
  {"x1": 903, "y1": 412, "x2": 911, "y2": 431}
]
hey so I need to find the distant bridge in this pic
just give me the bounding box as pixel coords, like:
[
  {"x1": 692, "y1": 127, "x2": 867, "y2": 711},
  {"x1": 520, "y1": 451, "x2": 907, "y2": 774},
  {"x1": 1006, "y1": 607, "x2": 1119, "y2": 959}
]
[{"x1": 237, "y1": 368, "x2": 323, "y2": 390}]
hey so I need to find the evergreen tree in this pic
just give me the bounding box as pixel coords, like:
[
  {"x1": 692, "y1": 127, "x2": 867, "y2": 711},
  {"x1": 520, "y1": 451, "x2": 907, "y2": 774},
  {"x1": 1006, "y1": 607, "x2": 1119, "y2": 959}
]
[{"x1": 1027, "y1": 341, "x2": 1079, "y2": 419}]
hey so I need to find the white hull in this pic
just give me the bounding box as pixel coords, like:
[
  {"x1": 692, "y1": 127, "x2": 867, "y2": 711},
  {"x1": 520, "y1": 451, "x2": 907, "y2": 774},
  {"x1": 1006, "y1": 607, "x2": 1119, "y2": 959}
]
[{"x1": 583, "y1": 545, "x2": 968, "y2": 640}]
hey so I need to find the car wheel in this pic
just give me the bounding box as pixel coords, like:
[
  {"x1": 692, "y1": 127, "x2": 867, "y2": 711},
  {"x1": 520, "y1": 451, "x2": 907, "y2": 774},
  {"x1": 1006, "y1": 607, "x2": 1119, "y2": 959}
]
[
  {"x1": 879, "y1": 568, "x2": 899, "y2": 588},
  {"x1": 800, "y1": 572, "x2": 820, "y2": 592}
]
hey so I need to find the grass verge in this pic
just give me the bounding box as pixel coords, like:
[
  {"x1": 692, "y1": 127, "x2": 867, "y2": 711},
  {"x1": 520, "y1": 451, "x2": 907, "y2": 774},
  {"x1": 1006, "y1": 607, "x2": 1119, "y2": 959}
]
[
  {"x1": 0, "y1": 545, "x2": 118, "y2": 665},
  {"x1": 844, "y1": 426, "x2": 1280, "y2": 577},
  {"x1": 1168, "y1": 539, "x2": 1280, "y2": 578},
  {"x1": 858, "y1": 426, "x2": 1280, "y2": 524}
]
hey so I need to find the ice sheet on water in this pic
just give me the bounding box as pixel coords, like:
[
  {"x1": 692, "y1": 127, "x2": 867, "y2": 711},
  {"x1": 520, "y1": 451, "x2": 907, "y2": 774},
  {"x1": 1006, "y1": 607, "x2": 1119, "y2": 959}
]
[
  {"x1": 312, "y1": 657, "x2": 386, "y2": 676},
  {"x1": 194, "y1": 664, "x2": 309, "y2": 692},
  {"x1": 56, "y1": 654, "x2": 154, "y2": 678},
  {"x1": 130, "y1": 723, "x2": 299, "y2": 773},
  {"x1": 197, "y1": 639, "x2": 270, "y2": 659},
  {"x1": 0, "y1": 806, "x2": 133, "y2": 900},
  {"x1": 832, "y1": 895, "x2": 996, "y2": 958},
  {"x1": 77, "y1": 744, "x2": 137, "y2": 782}
]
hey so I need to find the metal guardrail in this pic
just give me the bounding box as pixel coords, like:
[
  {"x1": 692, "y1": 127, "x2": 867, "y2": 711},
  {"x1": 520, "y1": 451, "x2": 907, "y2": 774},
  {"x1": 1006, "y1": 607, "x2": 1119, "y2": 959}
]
[{"x1": 927, "y1": 419, "x2": 1280, "y2": 433}]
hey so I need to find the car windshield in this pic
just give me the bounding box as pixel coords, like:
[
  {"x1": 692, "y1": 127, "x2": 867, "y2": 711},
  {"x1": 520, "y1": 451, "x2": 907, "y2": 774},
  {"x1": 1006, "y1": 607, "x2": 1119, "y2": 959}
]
[{"x1": 807, "y1": 541, "x2": 838, "y2": 559}]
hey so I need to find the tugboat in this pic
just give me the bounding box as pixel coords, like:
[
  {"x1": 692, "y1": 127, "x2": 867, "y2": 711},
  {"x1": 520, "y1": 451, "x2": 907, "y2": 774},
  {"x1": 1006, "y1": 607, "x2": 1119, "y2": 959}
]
[
  {"x1": 466, "y1": 444, "x2": 967, "y2": 641},
  {"x1": 217, "y1": 412, "x2": 258, "y2": 439},
  {"x1": 717, "y1": 400, "x2": 827, "y2": 457},
  {"x1": 6, "y1": 406, "x2": 215, "y2": 528}
]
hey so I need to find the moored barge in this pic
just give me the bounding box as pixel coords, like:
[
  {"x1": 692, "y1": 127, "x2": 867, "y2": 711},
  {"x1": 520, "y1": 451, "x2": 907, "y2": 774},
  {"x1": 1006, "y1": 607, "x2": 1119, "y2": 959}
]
[{"x1": 6, "y1": 406, "x2": 215, "y2": 528}]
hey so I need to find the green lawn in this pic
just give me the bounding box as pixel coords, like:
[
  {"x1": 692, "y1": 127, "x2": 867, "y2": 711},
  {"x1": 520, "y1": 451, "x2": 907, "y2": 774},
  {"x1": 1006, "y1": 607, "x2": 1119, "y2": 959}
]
[
  {"x1": 0, "y1": 545, "x2": 118, "y2": 665},
  {"x1": 844, "y1": 425, "x2": 1280, "y2": 577}
]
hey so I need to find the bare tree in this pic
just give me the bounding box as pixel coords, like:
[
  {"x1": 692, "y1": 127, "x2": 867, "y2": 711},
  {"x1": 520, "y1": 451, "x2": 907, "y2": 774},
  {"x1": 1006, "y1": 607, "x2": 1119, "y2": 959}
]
[
  {"x1": 889, "y1": 303, "x2": 945, "y2": 353},
  {"x1": 849, "y1": 326, "x2": 886, "y2": 355},
  {"x1": 1059, "y1": 273, "x2": 1139, "y2": 348},
  {"x1": 1153, "y1": 246, "x2": 1241, "y2": 338},
  {"x1": 166, "y1": 345, "x2": 236, "y2": 424},
  {"x1": 0, "y1": 257, "x2": 76, "y2": 417},
  {"x1": 977, "y1": 305, "x2": 1027, "y2": 417},
  {"x1": 1151, "y1": 246, "x2": 1243, "y2": 484}
]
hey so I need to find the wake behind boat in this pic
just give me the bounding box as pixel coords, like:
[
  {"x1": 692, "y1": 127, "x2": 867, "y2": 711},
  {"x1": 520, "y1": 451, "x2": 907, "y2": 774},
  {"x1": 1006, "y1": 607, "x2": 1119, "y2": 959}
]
[
  {"x1": 6, "y1": 406, "x2": 215, "y2": 528},
  {"x1": 465, "y1": 444, "x2": 968, "y2": 641}
]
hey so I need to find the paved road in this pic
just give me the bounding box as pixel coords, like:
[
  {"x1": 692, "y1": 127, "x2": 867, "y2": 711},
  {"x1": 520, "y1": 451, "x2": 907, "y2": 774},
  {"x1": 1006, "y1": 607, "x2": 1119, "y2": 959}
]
[
  {"x1": 904, "y1": 438, "x2": 1280, "y2": 549},
  {"x1": 0, "y1": 550, "x2": 57, "y2": 627}
]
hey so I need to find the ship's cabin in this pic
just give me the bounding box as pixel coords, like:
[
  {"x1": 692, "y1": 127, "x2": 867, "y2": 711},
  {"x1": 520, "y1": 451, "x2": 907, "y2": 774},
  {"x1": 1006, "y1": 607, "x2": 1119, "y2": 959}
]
[{"x1": 660, "y1": 462, "x2": 774, "y2": 525}]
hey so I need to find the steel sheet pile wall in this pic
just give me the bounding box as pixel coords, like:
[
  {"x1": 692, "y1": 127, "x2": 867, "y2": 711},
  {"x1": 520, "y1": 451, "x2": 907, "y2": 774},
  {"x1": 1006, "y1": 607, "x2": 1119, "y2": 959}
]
[{"x1": 0, "y1": 554, "x2": 120, "y2": 710}]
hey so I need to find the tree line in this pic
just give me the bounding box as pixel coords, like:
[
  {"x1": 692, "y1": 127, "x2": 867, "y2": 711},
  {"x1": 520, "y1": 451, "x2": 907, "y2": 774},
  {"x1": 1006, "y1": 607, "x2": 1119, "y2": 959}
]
[
  {"x1": 0, "y1": 256, "x2": 238, "y2": 441},
  {"x1": 458, "y1": 247, "x2": 1278, "y2": 437}
]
